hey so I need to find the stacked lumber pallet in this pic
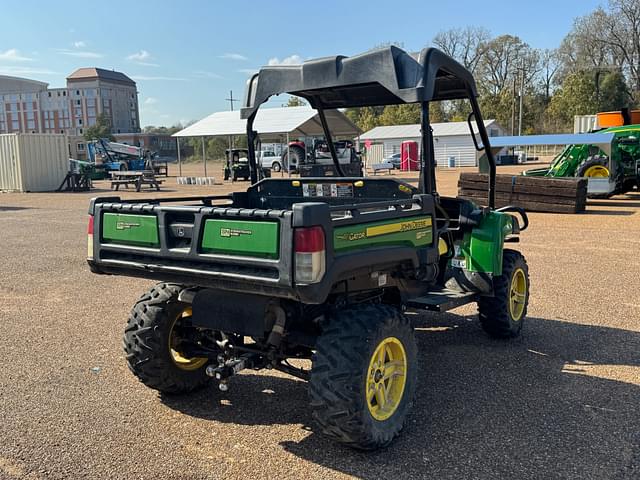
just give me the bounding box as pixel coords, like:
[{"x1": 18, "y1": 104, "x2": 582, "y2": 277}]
[{"x1": 457, "y1": 173, "x2": 588, "y2": 213}]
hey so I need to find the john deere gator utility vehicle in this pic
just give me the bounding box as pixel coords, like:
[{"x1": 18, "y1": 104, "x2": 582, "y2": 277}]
[{"x1": 87, "y1": 46, "x2": 530, "y2": 450}]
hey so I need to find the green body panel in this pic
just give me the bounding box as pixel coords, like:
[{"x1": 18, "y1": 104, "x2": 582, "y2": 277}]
[
  {"x1": 201, "y1": 219, "x2": 279, "y2": 258},
  {"x1": 459, "y1": 211, "x2": 513, "y2": 274},
  {"x1": 102, "y1": 213, "x2": 159, "y2": 247},
  {"x1": 523, "y1": 124, "x2": 640, "y2": 181},
  {"x1": 333, "y1": 215, "x2": 433, "y2": 252}
]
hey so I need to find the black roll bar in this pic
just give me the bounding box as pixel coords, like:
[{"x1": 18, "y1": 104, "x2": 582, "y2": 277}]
[
  {"x1": 419, "y1": 102, "x2": 433, "y2": 195},
  {"x1": 316, "y1": 106, "x2": 345, "y2": 177},
  {"x1": 246, "y1": 111, "x2": 259, "y2": 184},
  {"x1": 468, "y1": 93, "x2": 496, "y2": 209}
]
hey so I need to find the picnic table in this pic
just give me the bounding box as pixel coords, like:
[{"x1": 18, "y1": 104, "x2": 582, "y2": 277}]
[
  {"x1": 110, "y1": 171, "x2": 163, "y2": 192},
  {"x1": 371, "y1": 162, "x2": 394, "y2": 175}
]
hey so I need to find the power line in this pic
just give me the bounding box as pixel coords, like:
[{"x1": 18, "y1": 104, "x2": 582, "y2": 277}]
[{"x1": 225, "y1": 90, "x2": 238, "y2": 111}]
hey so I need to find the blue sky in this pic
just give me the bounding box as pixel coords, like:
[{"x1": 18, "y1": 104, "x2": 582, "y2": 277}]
[{"x1": 0, "y1": 0, "x2": 603, "y2": 127}]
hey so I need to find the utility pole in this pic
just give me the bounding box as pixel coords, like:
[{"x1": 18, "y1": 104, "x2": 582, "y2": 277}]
[
  {"x1": 511, "y1": 76, "x2": 517, "y2": 136},
  {"x1": 225, "y1": 90, "x2": 238, "y2": 111},
  {"x1": 518, "y1": 59, "x2": 525, "y2": 136}
]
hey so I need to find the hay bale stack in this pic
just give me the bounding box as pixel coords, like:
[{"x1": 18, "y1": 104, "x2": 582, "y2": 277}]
[{"x1": 457, "y1": 173, "x2": 588, "y2": 213}]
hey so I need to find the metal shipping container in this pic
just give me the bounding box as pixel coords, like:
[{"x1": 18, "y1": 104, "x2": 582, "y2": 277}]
[
  {"x1": 0, "y1": 134, "x2": 68, "y2": 192},
  {"x1": 574, "y1": 115, "x2": 598, "y2": 133}
]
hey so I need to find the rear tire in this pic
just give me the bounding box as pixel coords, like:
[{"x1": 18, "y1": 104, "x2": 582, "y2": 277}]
[
  {"x1": 478, "y1": 249, "x2": 529, "y2": 339},
  {"x1": 281, "y1": 145, "x2": 305, "y2": 172},
  {"x1": 123, "y1": 283, "x2": 210, "y2": 394},
  {"x1": 271, "y1": 161, "x2": 282, "y2": 172},
  {"x1": 309, "y1": 304, "x2": 417, "y2": 450}
]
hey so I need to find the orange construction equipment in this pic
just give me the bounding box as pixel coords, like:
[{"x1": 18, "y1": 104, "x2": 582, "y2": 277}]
[{"x1": 597, "y1": 109, "x2": 640, "y2": 128}]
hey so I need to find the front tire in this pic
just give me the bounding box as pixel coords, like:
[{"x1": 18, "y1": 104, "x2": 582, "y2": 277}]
[
  {"x1": 123, "y1": 283, "x2": 210, "y2": 394},
  {"x1": 309, "y1": 304, "x2": 417, "y2": 450},
  {"x1": 478, "y1": 249, "x2": 529, "y2": 339},
  {"x1": 271, "y1": 161, "x2": 282, "y2": 172}
]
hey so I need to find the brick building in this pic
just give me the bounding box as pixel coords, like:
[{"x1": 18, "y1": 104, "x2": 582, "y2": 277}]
[{"x1": 0, "y1": 68, "x2": 140, "y2": 138}]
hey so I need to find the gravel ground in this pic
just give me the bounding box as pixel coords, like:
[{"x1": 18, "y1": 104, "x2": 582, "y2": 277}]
[{"x1": 0, "y1": 164, "x2": 638, "y2": 480}]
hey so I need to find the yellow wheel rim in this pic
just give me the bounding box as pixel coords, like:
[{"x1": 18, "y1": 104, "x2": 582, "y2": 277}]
[
  {"x1": 366, "y1": 337, "x2": 407, "y2": 421},
  {"x1": 583, "y1": 165, "x2": 609, "y2": 178},
  {"x1": 169, "y1": 307, "x2": 208, "y2": 371},
  {"x1": 509, "y1": 268, "x2": 527, "y2": 322}
]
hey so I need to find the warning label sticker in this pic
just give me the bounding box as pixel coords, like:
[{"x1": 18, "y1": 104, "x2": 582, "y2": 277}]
[{"x1": 302, "y1": 182, "x2": 354, "y2": 198}]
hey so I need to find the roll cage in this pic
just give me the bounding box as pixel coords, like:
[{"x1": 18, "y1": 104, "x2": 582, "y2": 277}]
[{"x1": 240, "y1": 46, "x2": 497, "y2": 209}]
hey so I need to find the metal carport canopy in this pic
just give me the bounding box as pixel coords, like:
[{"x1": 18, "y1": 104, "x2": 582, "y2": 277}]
[
  {"x1": 477, "y1": 132, "x2": 616, "y2": 173},
  {"x1": 486, "y1": 133, "x2": 615, "y2": 149},
  {"x1": 172, "y1": 106, "x2": 361, "y2": 140}
]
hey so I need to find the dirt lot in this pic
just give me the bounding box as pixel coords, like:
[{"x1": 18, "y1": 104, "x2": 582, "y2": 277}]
[{"x1": 1, "y1": 163, "x2": 639, "y2": 480}]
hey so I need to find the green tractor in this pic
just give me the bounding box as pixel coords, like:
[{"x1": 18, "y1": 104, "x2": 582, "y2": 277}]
[
  {"x1": 523, "y1": 124, "x2": 640, "y2": 196},
  {"x1": 87, "y1": 46, "x2": 530, "y2": 450}
]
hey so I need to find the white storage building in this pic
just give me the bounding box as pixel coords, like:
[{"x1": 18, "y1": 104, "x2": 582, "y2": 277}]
[
  {"x1": 0, "y1": 134, "x2": 68, "y2": 192},
  {"x1": 360, "y1": 120, "x2": 506, "y2": 167}
]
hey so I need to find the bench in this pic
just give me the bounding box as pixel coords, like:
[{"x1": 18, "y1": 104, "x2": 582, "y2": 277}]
[
  {"x1": 371, "y1": 162, "x2": 394, "y2": 175},
  {"x1": 110, "y1": 171, "x2": 164, "y2": 192}
]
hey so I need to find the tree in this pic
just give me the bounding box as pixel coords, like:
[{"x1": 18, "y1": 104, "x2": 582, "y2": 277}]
[
  {"x1": 345, "y1": 106, "x2": 383, "y2": 132},
  {"x1": 478, "y1": 35, "x2": 540, "y2": 96},
  {"x1": 84, "y1": 113, "x2": 114, "y2": 141},
  {"x1": 378, "y1": 104, "x2": 421, "y2": 125},
  {"x1": 286, "y1": 96, "x2": 306, "y2": 107},
  {"x1": 432, "y1": 26, "x2": 491, "y2": 74},
  {"x1": 143, "y1": 124, "x2": 183, "y2": 135},
  {"x1": 546, "y1": 71, "x2": 598, "y2": 132},
  {"x1": 540, "y1": 49, "x2": 561, "y2": 101},
  {"x1": 599, "y1": 70, "x2": 631, "y2": 111},
  {"x1": 599, "y1": 0, "x2": 640, "y2": 99},
  {"x1": 556, "y1": 8, "x2": 615, "y2": 81}
]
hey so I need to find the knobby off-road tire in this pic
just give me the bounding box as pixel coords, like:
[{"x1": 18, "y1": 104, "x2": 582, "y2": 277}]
[
  {"x1": 123, "y1": 283, "x2": 210, "y2": 394},
  {"x1": 309, "y1": 304, "x2": 418, "y2": 450},
  {"x1": 281, "y1": 144, "x2": 305, "y2": 172},
  {"x1": 478, "y1": 249, "x2": 530, "y2": 339}
]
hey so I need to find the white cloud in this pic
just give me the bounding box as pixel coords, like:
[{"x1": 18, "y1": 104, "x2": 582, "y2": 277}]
[
  {"x1": 220, "y1": 53, "x2": 248, "y2": 61},
  {"x1": 56, "y1": 49, "x2": 103, "y2": 58},
  {"x1": 73, "y1": 41, "x2": 86, "y2": 48},
  {"x1": 0, "y1": 65, "x2": 57, "y2": 76},
  {"x1": 268, "y1": 54, "x2": 302, "y2": 66},
  {"x1": 126, "y1": 50, "x2": 159, "y2": 67},
  {"x1": 0, "y1": 49, "x2": 33, "y2": 62},
  {"x1": 131, "y1": 75, "x2": 187, "y2": 81},
  {"x1": 193, "y1": 70, "x2": 223, "y2": 79},
  {"x1": 144, "y1": 97, "x2": 158, "y2": 105},
  {"x1": 127, "y1": 50, "x2": 150, "y2": 61}
]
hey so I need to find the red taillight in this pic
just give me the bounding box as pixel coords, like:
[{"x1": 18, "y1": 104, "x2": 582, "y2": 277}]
[
  {"x1": 294, "y1": 226, "x2": 326, "y2": 284},
  {"x1": 87, "y1": 215, "x2": 95, "y2": 260},
  {"x1": 294, "y1": 226, "x2": 325, "y2": 253}
]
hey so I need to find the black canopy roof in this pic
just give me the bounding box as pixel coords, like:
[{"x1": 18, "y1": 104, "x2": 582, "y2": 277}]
[{"x1": 241, "y1": 46, "x2": 477, "y2": 119}]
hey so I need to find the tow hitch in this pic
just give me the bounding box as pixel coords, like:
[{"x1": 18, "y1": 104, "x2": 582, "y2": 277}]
[{"x1": 206, "y1": 353, "x2": 263, "y2": 391}]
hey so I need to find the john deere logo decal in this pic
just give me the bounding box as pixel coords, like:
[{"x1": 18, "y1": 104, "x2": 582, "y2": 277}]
[
  {"x1": 337, "y1": 218, "x2": 432, "y2": 242},
  {"x1": 220, "y1": 227, "x2": 253, "y2": 238},
  {"x1": 116, "y1": 221, "x2": 141, "y2": 230}
]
